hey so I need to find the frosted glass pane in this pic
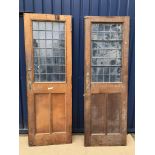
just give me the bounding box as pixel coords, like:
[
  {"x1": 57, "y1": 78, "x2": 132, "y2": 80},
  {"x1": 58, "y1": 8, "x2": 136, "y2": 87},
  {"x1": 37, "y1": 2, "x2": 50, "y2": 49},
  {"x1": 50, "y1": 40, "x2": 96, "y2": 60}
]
[
  {"x1": 39, "y1": 31, "x2": 45, "y2": 39},
  {"x1": 59, "y1": 23, "x2": 65, "y2": 31},
  {"x1": 33, "y1": 22, "x2": 38, "y2": 30},
  {"x1": 46, "y1": 22, "x2": 52, "y2": 30},
  {"x1": 53, "y1": 22, "x2": 59, "y2": 31},
  {"x1": 39, "y1": 22, "x2": 45, "y2": 30}
]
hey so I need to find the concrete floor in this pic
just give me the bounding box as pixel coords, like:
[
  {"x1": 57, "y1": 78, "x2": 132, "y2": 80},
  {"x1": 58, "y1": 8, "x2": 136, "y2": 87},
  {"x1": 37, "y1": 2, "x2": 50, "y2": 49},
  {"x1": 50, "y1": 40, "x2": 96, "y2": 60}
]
[{"x1": 19, "y1": 134, "x2": 135, "y2": 155}]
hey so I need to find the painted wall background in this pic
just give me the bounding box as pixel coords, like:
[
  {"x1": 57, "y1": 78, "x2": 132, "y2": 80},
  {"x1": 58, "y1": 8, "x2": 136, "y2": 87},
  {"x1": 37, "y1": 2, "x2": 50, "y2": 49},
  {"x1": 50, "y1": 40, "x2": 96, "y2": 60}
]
[{"x1": 19, "y1": 0, "x2": 135, "y2": 133}]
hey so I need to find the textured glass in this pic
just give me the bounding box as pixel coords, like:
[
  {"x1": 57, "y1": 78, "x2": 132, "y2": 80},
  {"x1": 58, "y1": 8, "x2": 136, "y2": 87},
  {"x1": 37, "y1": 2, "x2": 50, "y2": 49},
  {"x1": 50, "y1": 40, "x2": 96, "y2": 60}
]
[
  {"x1": 39, "y1": 22, "x2": 45, "y2": 30},
  {"x1": 91, "y1": 23, "x2": 122, "y2": 82},
  {"x1": 46, "y1": 31, "x2": 52, "y2": 39},
  {"x1": 33, "y1": 22, "x2": 39, "y2": 30},
  {"x1": 39, "y1": 31, "x2": 45, "y2": 39},
  {"x1": 32, "y1": 21, "x2": 65, "y2": 82},
  {"x1": 46, "y1": 22, "x2": 52, "y2": 30},
  {"x1": 33, "y1": 31, "x2": 38, "y2": 39},
  {"x1": 46, "y1": 40, "x2": 52, "y2": 48}
]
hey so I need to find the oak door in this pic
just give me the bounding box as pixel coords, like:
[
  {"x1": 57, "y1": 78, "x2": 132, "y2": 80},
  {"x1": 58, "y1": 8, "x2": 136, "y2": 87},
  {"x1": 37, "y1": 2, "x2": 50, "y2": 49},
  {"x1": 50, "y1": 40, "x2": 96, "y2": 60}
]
[
  {"x1": 84, "y1": 16, "x2": 130, "y2": 146},
  {"x1": 24, "y1": 13, "x2": 72, "y2": 146}
]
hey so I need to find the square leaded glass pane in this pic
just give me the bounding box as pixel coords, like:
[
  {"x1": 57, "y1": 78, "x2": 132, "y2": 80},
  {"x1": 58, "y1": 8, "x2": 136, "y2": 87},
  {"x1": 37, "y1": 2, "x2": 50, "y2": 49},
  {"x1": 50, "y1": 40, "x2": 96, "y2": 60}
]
[
  {"x1": 91, "y1": 23, "x2": 122, "y2": 82},
  {"x1": 32, "y1": 21, "x2": 65, "y2": 82}
]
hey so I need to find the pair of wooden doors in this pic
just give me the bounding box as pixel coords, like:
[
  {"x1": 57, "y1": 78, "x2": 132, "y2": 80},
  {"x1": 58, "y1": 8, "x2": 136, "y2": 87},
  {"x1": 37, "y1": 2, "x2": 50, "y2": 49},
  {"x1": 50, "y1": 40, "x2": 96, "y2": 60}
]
[{"x1": 24, "y1": 13, "x2": 129, "y2": 146}]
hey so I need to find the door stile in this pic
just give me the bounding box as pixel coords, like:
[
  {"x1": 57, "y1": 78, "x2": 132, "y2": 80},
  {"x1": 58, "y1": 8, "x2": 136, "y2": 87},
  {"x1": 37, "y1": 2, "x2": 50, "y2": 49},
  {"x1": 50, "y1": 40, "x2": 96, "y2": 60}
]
[{"x1": 84, "y1": 17, "x2": 91, "y2": 146}]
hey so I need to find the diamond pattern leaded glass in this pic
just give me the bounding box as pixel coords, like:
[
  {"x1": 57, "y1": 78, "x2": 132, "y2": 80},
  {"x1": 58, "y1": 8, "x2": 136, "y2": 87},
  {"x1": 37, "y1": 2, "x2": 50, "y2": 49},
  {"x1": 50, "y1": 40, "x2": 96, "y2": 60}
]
[
  {"x1": 32, "y1": 21, "x2": 65, "y2": 82},
  {"x1": 91, "y1": 23, "x2": 122, "y2": 82}
]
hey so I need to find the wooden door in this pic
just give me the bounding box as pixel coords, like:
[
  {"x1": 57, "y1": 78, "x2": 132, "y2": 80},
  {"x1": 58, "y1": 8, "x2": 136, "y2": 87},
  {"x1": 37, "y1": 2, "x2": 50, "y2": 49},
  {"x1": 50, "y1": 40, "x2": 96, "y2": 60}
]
[
  {"x1": 84, "y1": 16, "x2": 130, "y2": 146},
  {"x1": 24, "y1": 13, "x2": 72, "y2": 146}
]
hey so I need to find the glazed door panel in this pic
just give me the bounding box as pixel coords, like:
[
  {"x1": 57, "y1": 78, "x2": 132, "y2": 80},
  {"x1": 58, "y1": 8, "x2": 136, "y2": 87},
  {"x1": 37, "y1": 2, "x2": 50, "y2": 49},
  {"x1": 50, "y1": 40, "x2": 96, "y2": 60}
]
[
  {"x1": 84, "y1": 16, "x2": 129, "y2": 146},
  {"x1": 24, "y1": 13, "x2": 72, "y2": 146}
]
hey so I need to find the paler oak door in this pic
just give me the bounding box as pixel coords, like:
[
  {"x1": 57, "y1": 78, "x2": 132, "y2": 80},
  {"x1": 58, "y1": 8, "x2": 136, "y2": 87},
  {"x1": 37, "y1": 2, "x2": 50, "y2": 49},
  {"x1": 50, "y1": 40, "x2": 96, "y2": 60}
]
[
  {"x1": 84, "y1": 16, "x2": 130, "y2": 146},
  {"x1": 24, "y1": 13, "x2": 72, "y2": 146}
]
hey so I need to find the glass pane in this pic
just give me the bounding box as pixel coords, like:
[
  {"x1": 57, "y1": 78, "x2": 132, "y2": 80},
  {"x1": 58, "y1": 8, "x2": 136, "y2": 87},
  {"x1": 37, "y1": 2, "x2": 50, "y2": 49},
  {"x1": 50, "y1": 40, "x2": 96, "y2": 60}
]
[
  {"x1": 46, "y1": 22, "x2": 52, "y2": 30},
  {"x1": 59, "y1": 74, "x2": 65, "y2": 81},
  {"x1": 110, "y1": 59, "x2": 117, "y2": 65},
  {"x1": 103, "y1": 67, "x2": 109, "y2": 74},
  {"x1": 40, "y1": 65, "x2": 46, "y2": 73},
  {"x1": 92, "y1": 67, "x2": 103, "y2": 75},
  {"x1": 47, "y1": 66, "x2": 53, "y2": 73},
  {"x1": 34, "y1": 64, "x2": 39, "y2": 73},
  {"x1": 46, "y1": 31, "x2": 52, "y2": 39},
  {"x1": 46, "y1": 49, "x2": 53, "y2": 57},
  {"x1": 92, "y1": 32, "x2": 98, "y2": 40},
  {"x1": 99, "y1": 24, "x2": 104, "y2": 31},
  {"x1": 39, "y1": 31, "x2": 45, "y2": 39},
  {"x1": 104, "y1": 32, "x2": 110, "y2": 40},
  {"x1": 40, "y1": 49, "x2": 46, "y2": 57},
  {"x1": 91, "y1": 23, "x2": 122, "y2": 82},
  {"x1": 104, "y1": 75, "x2": 109, "y2": 82},
  {"x1": 47, "y1": 74, "x2": 52, "y2": 81},
  {"x1": 46, "y1": 57, "x2": 53, "y2": 64},
  {"x1": 33, "y1": 31, "x2": 38, "y2": 39},
  {"x1": 105, "y1": 24, "x2": 110, "y2": 31},
  {"x1": 32, "y1": 21, "x2": 65, "y2": 82},
  {"x1": 33, "y1": 39, "x2": 39, "y2": 47},
  {"x1": 60, "y1": 22, "x2": 65, "y2": 31},
  {"x1": 40, "y1": 57, "x2": 46, "y2": 64},
  {"x1": 40, "y1": 74, "x2": 46, "y2": 81},
  {"x1": 39, "y1": 40, "x2": 46, "y2": 48},
  {"x1": 46, "y1": 40, "x2": 52, "y2": 48},
  {"x1": 92, "y1": 24, "x2": 99, "y2": 31},
  {"x1": 53, "y1": 32, "x2": 59, "y2": 39},
  {"x1": 98, "y1": 75, "x2": 103, "y2": 82},
  {"x1": 59, "y1": 40, "x2": 65, "y2": 48},
  {"x1": 46, "y1": 74, "x2": 65, "y2": 81},
  {"x1": 39, "y1": 22, "x2": 45, "y2": 30},
  {"x1": 59, "y1": 32, "x2": 65, "y2": 40},
  {"x1": 111, "y1": 32, "x2": 118, "y2": 40},
  {"x1": 33, "y1": 22, "x2": 38, "y2": 30},
  {"x1": 53, "y1": 49, "x2": 65, "y2": 57},
  {"x1": 34, "y1": 57, "x2": 38, "y2": 65},
  {"x1": 34, "y1": 48, "x2": 39, "y2": 57},
  {"x1": 110, "y1": 67, "x2": 121, "y2": 75},
  {"x1": 53, "y1": 22, "x2": 59, "y2": 31},
  {"x1": 111, "y1": 24, "x2": 118, "y2": 31},
  {"x1": 53, "y1": 40, "x2": 59, "y2": 48},
  {"x1": 98, "y1": 32, "x2": 104, "y2": 40},
  {"x1": 34, "y1": 74, "x2": 39, "y2": 81},
  {"x1": 110, "y1": 74, "x2": 121, "y2": 82}
]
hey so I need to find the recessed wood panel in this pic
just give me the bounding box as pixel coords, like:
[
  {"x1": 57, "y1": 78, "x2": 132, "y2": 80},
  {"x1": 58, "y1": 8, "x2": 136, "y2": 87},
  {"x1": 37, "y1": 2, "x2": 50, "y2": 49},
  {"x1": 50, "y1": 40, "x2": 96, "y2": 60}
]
[
  {"x1": 52, "y1": 94, "x2": 66, "y2": 132},
  {"x1": 35, "y1": 94, "x2": 50, "y2": 133},
  {"x1": 107, "y1": 93, "x2": 121, "y2": 133},
  {"x1": 91, "y1": 94, "x2": 106, "y2": 133}
]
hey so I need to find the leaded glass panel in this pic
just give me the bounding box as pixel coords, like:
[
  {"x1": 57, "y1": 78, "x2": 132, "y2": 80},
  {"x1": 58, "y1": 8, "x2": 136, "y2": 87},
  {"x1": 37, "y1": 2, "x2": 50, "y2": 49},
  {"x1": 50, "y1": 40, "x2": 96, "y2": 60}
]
[
  {"x1": 32, "y1": 21, "x2": 65, "y2": 82},
  {"x1": 91, "y1": 23, "x2": 122, "y2": 82}
]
